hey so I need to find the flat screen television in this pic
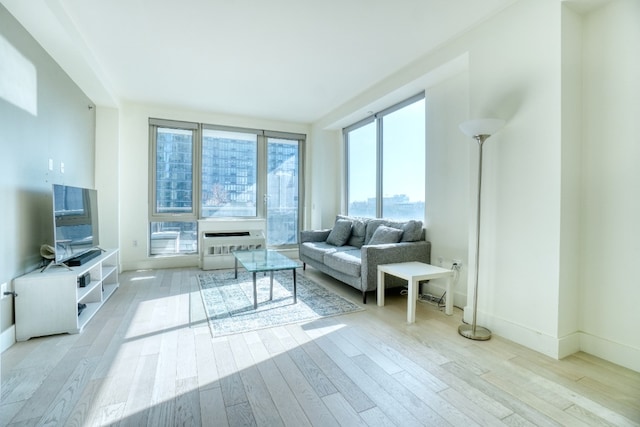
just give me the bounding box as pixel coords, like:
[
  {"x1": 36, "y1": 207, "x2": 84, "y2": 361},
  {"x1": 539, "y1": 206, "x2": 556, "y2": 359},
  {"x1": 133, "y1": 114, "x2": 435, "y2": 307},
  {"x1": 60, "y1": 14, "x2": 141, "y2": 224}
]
[{"x1": 52, "y1": 184, "x2": 100, "y2": 264}]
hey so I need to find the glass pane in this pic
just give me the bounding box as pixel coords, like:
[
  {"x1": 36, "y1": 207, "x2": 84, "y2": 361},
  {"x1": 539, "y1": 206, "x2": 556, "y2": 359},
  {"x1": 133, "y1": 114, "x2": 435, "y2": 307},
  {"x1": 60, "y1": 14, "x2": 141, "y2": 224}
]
[
  {"x1": 347, "y1": 122, "x2": 376, "y2": 217},
  {"x1": 267, "y1": 138, "x2": 299, "y2": 246},
  {"x1": 382, "y1": 99, "x2": 425, "y2": 221},
  {"x1": 150, "y1": 221, "x2": 197, "y2": 255},
  {"x1": 155, "y1": 127, "x2": 193, "y2": 214},
  {"x1": 202, "y1": 129, "x2": 258, "y2": 217}
]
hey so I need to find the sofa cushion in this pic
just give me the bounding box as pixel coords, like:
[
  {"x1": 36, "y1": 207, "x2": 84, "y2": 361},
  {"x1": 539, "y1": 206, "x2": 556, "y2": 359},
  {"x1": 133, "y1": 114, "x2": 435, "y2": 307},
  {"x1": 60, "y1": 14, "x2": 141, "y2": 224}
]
[
  {"x1": 368, "y1": 225, "x2": 403, "y2": 245},
  {"x1": 300, "y1": 241, "x2": 356, "y2": 263},
  {"x1": 326, "y1": 219, "x2": 352, "y2": 246},
  {"x1": 300, "y1": 242, "x2": 339, "y2": 263},
  {"x1": 324, "y1": 250, "x2": 362, "y2": 277},
  {"x1": 388, "y1": 220, "x2": 423, "y2": 242}
]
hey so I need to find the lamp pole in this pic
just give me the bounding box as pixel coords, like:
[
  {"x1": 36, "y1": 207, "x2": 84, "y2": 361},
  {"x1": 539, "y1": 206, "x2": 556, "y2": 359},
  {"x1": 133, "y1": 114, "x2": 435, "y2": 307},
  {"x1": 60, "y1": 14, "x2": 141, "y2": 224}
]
[
  {"x1": 457, "y1": 118, "x2": 504, "y2": 341},
  {"x1": 458, "y1": 134, "x2": 492, "y2": 341}
]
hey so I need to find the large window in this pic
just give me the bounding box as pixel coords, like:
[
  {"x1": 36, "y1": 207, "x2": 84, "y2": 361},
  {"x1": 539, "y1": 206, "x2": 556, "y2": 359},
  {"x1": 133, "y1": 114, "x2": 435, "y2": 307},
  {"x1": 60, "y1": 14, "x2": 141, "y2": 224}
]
[
  {"x1": 151, "y1": 122, "x2": 198, "y2": 255},
  {"x1": 149, "y1": 119, "x2": 305, "y2": 255},
  {"x1": 202, "y1": 128, "x2": 258, "y2": 218},
  {"x1": 345, "y1": 93, "x2": 425, "y2": 221},
  {"x1": 346, "y1": 121, "x2": 376, "y2": 217},
  {"x1": 267, "y1": 137, "x2": 301, "y2": 246}
]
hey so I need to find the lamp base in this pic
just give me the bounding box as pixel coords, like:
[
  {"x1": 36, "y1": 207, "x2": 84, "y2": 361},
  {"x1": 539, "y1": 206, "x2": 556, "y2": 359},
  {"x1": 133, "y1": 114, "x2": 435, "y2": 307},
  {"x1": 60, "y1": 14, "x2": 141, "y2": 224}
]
[{"x1": 458, "y1": 324, "x2": 492, "y2": 341}]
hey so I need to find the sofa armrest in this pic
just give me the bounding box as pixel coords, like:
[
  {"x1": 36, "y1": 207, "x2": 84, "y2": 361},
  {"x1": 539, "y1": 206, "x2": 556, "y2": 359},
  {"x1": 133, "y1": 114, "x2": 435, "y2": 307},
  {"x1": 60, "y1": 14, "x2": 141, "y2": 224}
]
[
  {"x1": 300, "y1": 229, "x2": 331, "y2": 243},
  {"x1": 360, "y1": 241, "x2": 431, "y2": 292}
]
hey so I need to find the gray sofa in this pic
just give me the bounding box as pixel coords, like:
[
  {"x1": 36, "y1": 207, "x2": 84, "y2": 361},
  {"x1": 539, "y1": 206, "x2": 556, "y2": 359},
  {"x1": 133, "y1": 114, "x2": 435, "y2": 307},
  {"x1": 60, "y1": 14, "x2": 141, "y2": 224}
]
[{"x1": 299, "y1": 215, "x2": 431, "y2": 303}]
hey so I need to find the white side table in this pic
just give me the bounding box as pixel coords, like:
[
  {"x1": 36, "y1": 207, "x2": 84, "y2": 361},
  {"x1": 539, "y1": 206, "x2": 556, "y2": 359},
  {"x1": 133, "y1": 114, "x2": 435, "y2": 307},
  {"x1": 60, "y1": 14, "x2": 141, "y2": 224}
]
[{"x1": 377, "y1": 261, "x2": 454, "y2": 323}]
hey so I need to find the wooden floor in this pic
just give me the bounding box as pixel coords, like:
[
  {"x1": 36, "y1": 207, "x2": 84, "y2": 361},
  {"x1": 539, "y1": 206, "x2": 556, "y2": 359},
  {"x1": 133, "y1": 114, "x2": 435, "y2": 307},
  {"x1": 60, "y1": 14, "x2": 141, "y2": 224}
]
[{"x1": 1, "y1": 267, "x2": 639, "y2": 427}]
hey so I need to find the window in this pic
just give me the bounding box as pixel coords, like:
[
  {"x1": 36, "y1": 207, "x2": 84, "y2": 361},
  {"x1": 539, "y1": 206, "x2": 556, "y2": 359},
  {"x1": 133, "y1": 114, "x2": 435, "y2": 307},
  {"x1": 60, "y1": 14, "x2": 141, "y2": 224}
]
[
  {"x1": 266, "y1": 137, "x2": 301, "y2": 246},
  {"x1": 344, "y1": 93, "x2": 425, "y2": 221},
  {"x1": 150, "y1": 122, "x2": 198, "y2": 255},
  {"x1": 346, "y1": 120, "x2": 376, "y2": 217},
  {"x1": 202, "y1": 128, "x2": 258, "y2": 217},
  {"x1": 149, "y1": 119, "x2": 305, "y2": 256}
]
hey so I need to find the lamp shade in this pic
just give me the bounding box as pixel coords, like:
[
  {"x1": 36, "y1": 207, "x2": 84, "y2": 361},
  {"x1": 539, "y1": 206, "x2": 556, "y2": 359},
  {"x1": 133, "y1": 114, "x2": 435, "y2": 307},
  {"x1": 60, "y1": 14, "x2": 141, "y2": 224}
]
[{"x1": 459, "y1": 118, "x2": 505, "y2": 138}]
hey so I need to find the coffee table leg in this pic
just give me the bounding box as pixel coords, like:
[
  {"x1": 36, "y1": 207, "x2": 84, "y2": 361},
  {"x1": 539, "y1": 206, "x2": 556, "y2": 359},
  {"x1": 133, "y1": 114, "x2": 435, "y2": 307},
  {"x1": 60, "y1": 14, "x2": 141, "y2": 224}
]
[
  {"x1": 269, "y1": 271, "x2": 274, "y2": 301},
  {"x1": 292, "y1": 269, "x2": 297, "y2": 304},
  {"x1": 252, "y1": 272, "x2": 257, "y2": 309},
  {"x1": 234, "y1": 257, "x2": 238, "y2": 279}
]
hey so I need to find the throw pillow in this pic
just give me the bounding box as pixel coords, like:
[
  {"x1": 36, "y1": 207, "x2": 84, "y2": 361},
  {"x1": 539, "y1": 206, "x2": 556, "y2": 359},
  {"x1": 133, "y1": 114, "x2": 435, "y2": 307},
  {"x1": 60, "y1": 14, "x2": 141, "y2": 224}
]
[
  {"x1": 326, "y1": 219, "x2": 353, "y2": 246},
  {"x1": 347, "y1": 218, "x2": 366, "y2": 247},
  {"x1": 400, "y1": 220, "x2": 423, "y2": 242},
  {"x1": 364, "y1": 219, "x2": 388, "y2": 245},
  {"x1": 368, "y1": 225, "x2": 403, "y2": 245},
  {"x1": 386, "y1": 220, "x2": 423, "y2": 242},
  {"x1": 337, "y1": 215, "x2": 366, "y2": 248}
]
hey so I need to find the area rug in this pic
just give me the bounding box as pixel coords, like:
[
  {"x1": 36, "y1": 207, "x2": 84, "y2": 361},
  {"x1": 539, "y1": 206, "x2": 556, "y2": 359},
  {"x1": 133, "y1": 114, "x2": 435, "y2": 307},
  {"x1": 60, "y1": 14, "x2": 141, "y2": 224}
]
[{"x1": 197, "y1": 270, "x2": 363, "y2": 337}]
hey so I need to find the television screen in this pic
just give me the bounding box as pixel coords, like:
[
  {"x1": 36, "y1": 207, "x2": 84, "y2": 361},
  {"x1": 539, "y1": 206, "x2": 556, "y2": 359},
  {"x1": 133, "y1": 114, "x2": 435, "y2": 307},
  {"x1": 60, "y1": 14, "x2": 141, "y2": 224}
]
[{"x1": 52, "y1": 184, "x2": 99, "y2": 264}]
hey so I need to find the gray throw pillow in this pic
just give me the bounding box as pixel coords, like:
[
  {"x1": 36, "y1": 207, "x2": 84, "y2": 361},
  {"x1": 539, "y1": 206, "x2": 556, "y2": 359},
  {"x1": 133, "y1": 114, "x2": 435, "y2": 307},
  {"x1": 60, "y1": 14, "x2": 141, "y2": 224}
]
[
  {"x1": 368, "y1": 225, "x2": 403, "y2": 245},
  {"x1": 337, "y1": 215, "x2": 366, "y2": 248},
  {"x1": 347, "y1": 218, "x2": 366, "y2": 248},
  {"x1": 400, "y1": 220, "x2": 423, "y2": 242},
  {"x1": 364, "y1": 219, "x2": 388, "y2": 245},
  {"x1": 385, "y1": 220, "x2": 423, "y2": 242},
  {"x1": 326, "y1": 219, "x2": 353, "y2": 246}
]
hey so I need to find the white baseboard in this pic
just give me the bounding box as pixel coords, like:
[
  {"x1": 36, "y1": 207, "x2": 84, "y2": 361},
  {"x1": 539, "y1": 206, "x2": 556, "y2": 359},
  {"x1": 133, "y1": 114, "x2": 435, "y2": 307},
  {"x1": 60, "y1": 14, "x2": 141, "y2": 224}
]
[
  {"x1": 578, "y1": 332, "x2": 640, "y2": 373},
  {"x1": 481, "y1": 310, "x2": 564, "y2": 359},
  {"x1": 460, "y1": 306, "x2": 576, "y2": 359},
  {"x1": 461, "y1": 307, "x2": 639, "y2": 373},
  {"x1": 0, "y1": 325, "x2": 16, "y2": 353},
  {"x1": 557, "y1": 332, "x2": 581, "y2": 359}
]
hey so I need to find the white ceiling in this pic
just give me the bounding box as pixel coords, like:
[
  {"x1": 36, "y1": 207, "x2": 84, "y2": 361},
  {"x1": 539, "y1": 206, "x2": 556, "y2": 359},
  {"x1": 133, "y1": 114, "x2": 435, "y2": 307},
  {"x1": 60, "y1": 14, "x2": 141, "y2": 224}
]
[{"x1": 3, "y1": 0, "x2": 522, "y2": 123}]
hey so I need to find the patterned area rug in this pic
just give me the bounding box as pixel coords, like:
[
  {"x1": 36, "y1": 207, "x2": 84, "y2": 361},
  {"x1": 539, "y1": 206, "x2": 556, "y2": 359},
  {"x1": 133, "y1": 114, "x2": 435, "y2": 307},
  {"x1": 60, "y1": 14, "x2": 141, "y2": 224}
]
[{"x1": 197, "y1": 270, "x2": 363, "y2": 337}]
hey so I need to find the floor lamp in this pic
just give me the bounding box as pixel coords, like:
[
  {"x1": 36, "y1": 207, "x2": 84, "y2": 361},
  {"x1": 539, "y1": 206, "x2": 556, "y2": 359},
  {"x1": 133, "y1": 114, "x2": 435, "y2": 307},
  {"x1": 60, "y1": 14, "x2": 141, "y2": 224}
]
[{"x1": 458, "y1": 118, "x2": 505, "y2": 341}]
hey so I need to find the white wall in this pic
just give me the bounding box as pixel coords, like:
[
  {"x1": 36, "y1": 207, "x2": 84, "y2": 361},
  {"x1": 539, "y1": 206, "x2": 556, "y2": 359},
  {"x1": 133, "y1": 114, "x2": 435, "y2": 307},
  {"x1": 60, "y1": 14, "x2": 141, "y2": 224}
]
[
  {"x1": 306, "y1": 127, "x2": 342, "y2": 230},
  {"x1": 116, "y1": 102, "x2": 310, "y2": 271},
  {"x1": 316, "y1": 0, "x2": 568, "y2": 357},
  {"x1": 311, "y1": 0, "x2": 640, "y2": 371},
  {"x1": 95, "y1": 107, "x2": 120, "y2": 253},
  {"x1": 0, "y1": 4, "x2": 96, "y2": 349},
  {"x1": 466, "y1": 1, "x2": 564, "y2": 355},
  {"x1": 558, "y1": 4, "x2": 582, "y2": 355},
  {"x1": 580, "y1": 0, "x2": 640, "y2": 371},
  {"x1": 424, "y1": 70, "x2": 471, "y2": 308}
]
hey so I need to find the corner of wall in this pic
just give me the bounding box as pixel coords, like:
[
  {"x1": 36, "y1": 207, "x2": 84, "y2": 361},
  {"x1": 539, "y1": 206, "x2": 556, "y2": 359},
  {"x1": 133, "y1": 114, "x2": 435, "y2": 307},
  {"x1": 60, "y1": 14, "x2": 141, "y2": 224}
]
[{"x1": 485, "y1": 311, "x2": 567, "y2": 360}]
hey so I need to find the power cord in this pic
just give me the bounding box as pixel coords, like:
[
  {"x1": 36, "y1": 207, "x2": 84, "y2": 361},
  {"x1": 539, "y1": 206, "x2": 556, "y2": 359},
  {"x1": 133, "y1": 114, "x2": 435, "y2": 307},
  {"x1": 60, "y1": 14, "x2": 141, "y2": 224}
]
[{"x1": 417, "y1": 261, "x2": 461, "y2": 310}]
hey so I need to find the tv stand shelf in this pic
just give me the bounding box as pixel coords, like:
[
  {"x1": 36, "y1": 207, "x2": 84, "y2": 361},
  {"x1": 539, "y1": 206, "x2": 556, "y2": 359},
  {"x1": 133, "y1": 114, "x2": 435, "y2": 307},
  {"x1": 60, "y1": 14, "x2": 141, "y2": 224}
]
[{"x1": 14, "y1": 248, "x2": 119, "y2": 341}]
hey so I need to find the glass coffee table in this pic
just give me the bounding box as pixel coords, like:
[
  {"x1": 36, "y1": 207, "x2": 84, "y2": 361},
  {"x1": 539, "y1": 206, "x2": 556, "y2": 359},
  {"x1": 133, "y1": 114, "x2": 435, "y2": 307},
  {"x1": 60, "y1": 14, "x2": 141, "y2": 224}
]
[{"x1": 232, "y1": 249, "x2": 301, "y2": 309}]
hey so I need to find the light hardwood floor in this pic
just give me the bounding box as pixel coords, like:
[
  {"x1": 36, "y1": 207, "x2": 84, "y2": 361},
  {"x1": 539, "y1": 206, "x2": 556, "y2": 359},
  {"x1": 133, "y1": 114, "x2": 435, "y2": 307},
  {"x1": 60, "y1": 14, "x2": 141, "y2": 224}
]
[{"x1": 1, "y1": 266, "x2": 639, "y2": 426}]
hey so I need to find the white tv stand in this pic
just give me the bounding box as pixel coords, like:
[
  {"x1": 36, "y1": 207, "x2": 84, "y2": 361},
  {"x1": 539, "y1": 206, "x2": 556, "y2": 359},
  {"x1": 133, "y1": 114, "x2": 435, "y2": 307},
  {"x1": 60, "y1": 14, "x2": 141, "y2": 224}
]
[{"x1": 14, "y1": 248, "x2": 119, "y2": 341}]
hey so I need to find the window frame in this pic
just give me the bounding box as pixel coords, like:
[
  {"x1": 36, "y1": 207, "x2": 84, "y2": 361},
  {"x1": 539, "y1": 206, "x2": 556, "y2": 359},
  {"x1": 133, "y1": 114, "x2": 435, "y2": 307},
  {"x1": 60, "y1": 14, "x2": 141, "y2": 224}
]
[
  {"x1": 343, "y1": 92, "x2": 425, "y2": 219},
  {"x1": 148, "y1": 119, "x2": 305, "y2": 255},
  {"x1": 149, "y1": 118, "x2": 199, "y2": 223}
]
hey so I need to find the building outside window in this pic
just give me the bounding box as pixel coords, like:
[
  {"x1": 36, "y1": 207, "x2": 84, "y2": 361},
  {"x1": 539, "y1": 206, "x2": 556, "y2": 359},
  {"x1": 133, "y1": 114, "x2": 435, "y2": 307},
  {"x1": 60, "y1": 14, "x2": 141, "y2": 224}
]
[
  {"x1": 267, "y1": 137, "x2": 300, "y2": 246},
  {"x1": 202, "y1": 129, "x2": 258, "y2": 218}
]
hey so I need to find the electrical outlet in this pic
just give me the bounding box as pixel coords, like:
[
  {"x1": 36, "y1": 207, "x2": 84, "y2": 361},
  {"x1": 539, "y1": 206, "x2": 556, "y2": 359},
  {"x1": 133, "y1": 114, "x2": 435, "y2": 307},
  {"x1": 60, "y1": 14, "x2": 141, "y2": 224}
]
[
  {"x1": 437, "y1": 256, "x2": 444, "y2": 266},
  {"x1": 132, "y1": 239, "x2": 138, "y2": 247},
  {"x1": 452, "y1": 259, "x2": 463, "y2": 269},
  {"x1": 0, "y1": 282, "x2": 8, "y2": 299}
]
